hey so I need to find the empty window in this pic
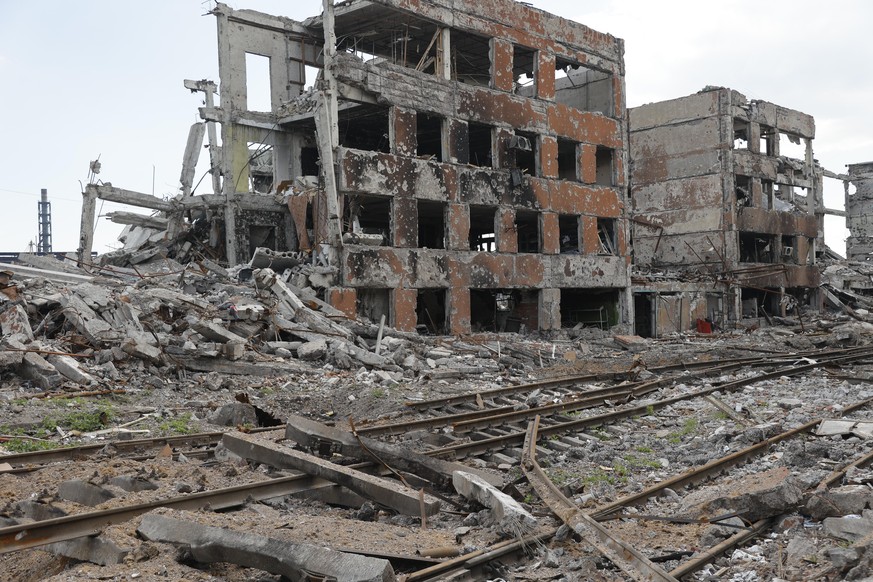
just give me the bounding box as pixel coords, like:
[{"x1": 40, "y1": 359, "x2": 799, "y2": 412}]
[
  {"x1": 735, "y1": 175, "x2": 751, "y2": 207},
  {"x1": 760, "y1": 125, "x2": 776, "y2": 156},
  {"x1": 247, "y1": 142, "x2": 273, "y2": 193},
  {"x1": 418, "y1": 200, "x2": 446, "y2": 249},
  {"x1": 245, "y1": 53, "x2": 272, "y2": 112},
  {"x1": 554, "y1": 57, "x2": 614, "y2": 116},
  {"x1": 453, "y1": 32, "x2": 492, "y2": 86},
  {"x1": 779, "y1": 132, "x2": 807, "y2": 160},
  {"x1": 597, "y1": 218, "x2": 617, "y2": 255},
  {"x1": 417, "y1": 113, "x2": 444, "y2": 161},
  {"x1": 511, "y1": 131, "x2": 538, "y2": 177},
  {"x1": 733, "y1": 118, "x2": 750, "y2": 150},
  {"x1": 761, "y1": 179, "x2": 774, "y2": 210},
  {"x1": 781, "y1": 235, "x2": 796, "y2": 264},
  {"x1": 515, "y1": 210, "x2": 540, "y2": 253},
  {"x1": 338, "y1": 105, "x2": 390, "y2": 153},
  {"x1": 469, "y1": 206, "x2": 497, "y2": 251},
  {"x1": 300, "y1": 146, "x2": 320, "y2": 176},
  {"x1": 470, "y1": 289, "x2": 522, "y2": 332},
  {"x1": 468, "y1": 122, "x2": 494, "y2": 168},
  {"x1": 344, "y1": 194, "x2": 391, "y2": 246},
  {"x1": 595, "y1": 146, "x2": 614, "y2": 186},
  {"x1": 560, "y1": 289, "x2": 619, "y2": 329},
  {"x1": 557, "y1": 139, "x2": 579, "y2": 181},
  {"x1": 513, "y1": 45, "x2": 536, "y2": 96},
  {"x1": 357, "y1": 288, "x2": 391, "y2": 325},
  {"x1": 739, "y1": 232, "x2": 776, "y2": 263},
  {"x1": 558, "y1": 214, "x2": 579, "y2": 254},
  {"x1": 417, "y1": 289, "x2": 447, "y2": 334}
]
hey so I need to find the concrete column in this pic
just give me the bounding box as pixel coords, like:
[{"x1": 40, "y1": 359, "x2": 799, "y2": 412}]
[
  {"x1": 490, "y1": 38, "x2": 514, "y2": 92},
  {"x1": 326, "y1": 287, "x2": 357, "y2": 319},
  {"x1": 581, "y1": 216, "x2": 599, "y2": 254},
  {"x1": 448, "y1": 285, "x2": 471, "y2": 335},
  {"x1": 541, "y1": 212, "x2": 559, "y2": 254},
  {"x1": 539, "y1": 288, "x2": 561, "y2": 330},
  {"x1": 535, "y1": 51, "x2": 555, "y2": 101},
  {"x1": 390, "y1": 107, "x2": 417, "y2": 157},
  {"x1": 393, "y1": 288, "x2": 418, "y2": 332},
  {"x1": 539, "y1": 136, "x2": 558, "y2": 178},
  {"x1": 392, "y1": 197, "x2": 417, "y2": 248},
  {"x1": 580, "y1": 144, "x2": 597, "y2": 184},
  {"x1": 447, "y1": 203, "x2": 470, "y2": 250},
  {"x1": 497, "y1": 207, "x2": 518, "y2": 253}
]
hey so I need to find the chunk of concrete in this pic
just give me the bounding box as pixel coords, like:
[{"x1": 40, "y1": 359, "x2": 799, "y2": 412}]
[
  {"x1": 11, "y1": 500, "x2": 67, "y2": 521},
  {"x1": 57, "y1": 479, "x2": 116, "y2": 507},
  {"x1": 44, "y1": 535, "x2": 128, "y2": 566},
  {"x1": 209, "y1": 403, "x2": 258, "y2": 427},
  {"x1": 137, "y1": 513, "x2": 395, "y2": 582},
  {"x1": 297, "y1": 339, "x2": 327, "y2": 361},
  {"x1": 806, "y1": 485, "x2": 873, "y2": 520},
  {"x1": 109, "y1": 475, "x2": 159, "y2": 492},
  {"x1": 0, "y1": 303, "x2": 33, "y2": 341},
  {"x1": 191, "y1": 319, "x2": 246, "y2": 344},
  {"x1": 47, "y1": 354, "x2": 97, "y2": 385},
  {"x1": 823, "y1": 512, "x2": 873, "y2": 542},
  {"x1": 19, "y1": 349, "x2": 63, "y2": 389},
  {"x1": 679, "y1": 467, "x2": 803, "y2": 521},
  {"x1": 453, "y1": 470, "x2": 537, "y2": 536}
]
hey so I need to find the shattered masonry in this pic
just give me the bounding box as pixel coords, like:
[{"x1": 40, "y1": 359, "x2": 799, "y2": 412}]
[{"x1": 75, "y1": 1, "x2": 861, "y2": 339}]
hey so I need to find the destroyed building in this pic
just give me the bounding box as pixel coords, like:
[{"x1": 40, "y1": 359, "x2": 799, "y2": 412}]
[
  {"x1": 78, "y1": 0, "x2": 631, "y2": 336},
  {"x1": 629, "y1": 87, "x2": 825, "y2": 337},
  {"x1": 847, "y1": 161, "x2": 873, "y2": 262}
]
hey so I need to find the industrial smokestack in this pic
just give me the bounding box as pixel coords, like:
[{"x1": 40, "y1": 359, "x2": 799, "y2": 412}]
[{"x1": 37, "y1": 188, "x2": 52, "y2": 254}]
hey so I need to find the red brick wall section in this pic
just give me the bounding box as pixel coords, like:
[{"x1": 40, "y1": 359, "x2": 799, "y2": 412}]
[
  {"x1": 490, "y1": 38, "x2": 514, "y2": 92},
  {"x1": 447, "y1": 203, "x2": 470, "y2": 250},
  {"x1": 449, "y1": 284, "x2": 471, "y2": 335},
  {"x1": 390, "y1": 107, "x2": 417, "y2": 157},
  {"x1": 393, "y1": 197, "x2": 418, "y2": 248},
  {"x1": 536, "y1": 51, "x2": 555, "y2": 101},
  {"x1": 540, "y1": 135, "x2": 558, "y2": 178},
  {"x1": 541, "y1": 212, "x2": 560, "y2": 254},
  {"x1": 393, "y1": 287, "x2": 418, "y2": 332},
  {"x1": 326, "y1": 287, "x2": 357, "y2": 319},
  {"x1": 580, "y1": 143, "x2": 597, "y2": 184},
  {"x1": 498, "y1": 207, "x2": 518, "y2": 253}
]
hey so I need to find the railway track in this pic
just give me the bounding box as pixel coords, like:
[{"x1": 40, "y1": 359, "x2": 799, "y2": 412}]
[{"x1": 3, "y1": 344, "x2": 873, "y2": 579}]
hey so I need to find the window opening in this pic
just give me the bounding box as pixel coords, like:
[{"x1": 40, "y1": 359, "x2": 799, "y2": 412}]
[{"x1": 469, "y1": 206, "x2": 497, "y2": 251}]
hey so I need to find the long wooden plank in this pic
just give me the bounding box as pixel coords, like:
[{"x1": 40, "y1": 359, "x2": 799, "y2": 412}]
[{"x1": 221, "y1": 432, "x2": 440, "y2": 517}]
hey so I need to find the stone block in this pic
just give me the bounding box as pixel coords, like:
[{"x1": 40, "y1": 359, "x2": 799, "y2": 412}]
[
  {"x1": 453, "y1": 470, "x2": 536, "y2": 535},
  {"x1": 57, "y1": 479, "x2": 116, "y2": 507}
]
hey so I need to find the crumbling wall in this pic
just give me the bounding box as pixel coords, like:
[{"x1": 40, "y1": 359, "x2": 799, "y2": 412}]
[{"x1": 847, "y1": 162, "x2": 873, "y2": 261}]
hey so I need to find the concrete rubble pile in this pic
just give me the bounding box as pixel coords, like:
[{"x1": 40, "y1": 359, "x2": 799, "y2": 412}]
[{"x1": 0, "y1": 253, "x2": 551, "y2": 397}]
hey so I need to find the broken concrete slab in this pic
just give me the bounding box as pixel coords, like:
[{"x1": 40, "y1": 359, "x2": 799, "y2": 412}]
[
  {"x1": 138, "y1": 512, "x2": 395, "y2": 582},
  {"x1": 18, "y1": 346, "x2": 63, "y2": 390},
  {"x1": 807, "y1": 485, "x2": 873, "y2": 520},
  {"x1": 679, "y1": 467, "x2": 803, "y2": 521},
  {"x1": 823, "y1": 511, "x2": 873, "y2": 542},
  {"x1": 191, "y1": 318, "x2": 247, "y2": 344},
  {"x1": 109, "y1": 475, "x2": 159, "y2": 493},
  {"x1": 817, "y1": 419, "x2": 873, "y2": 439},
  {"x1": 209, "y1": 403, "x2": 258, "y2": 427},
  {"x1": 297, "y1": 339, "x2": 327, "y2": 361},
  {"x1": 453, "y1": 470, "x2": 537, "y2": 536},
  {"x1": 0, "y1": 303, "x2": 33, "y2": 342},
  {"x1": 47, "y1": 354, "x2": 97, "y2": 385},
  {"x1": 221, "y1": 431, "x2": 440, "y2": 517},
  {"x1": 57, "y1": 479, "x2": 116, "y2": 507},
  {"x1": 44, "y1": 535, "x2": 129, "y2": 566}
]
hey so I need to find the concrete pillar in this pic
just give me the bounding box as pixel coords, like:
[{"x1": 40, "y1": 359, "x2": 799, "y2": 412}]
[
  {"x1": 390, "y1": 107, "x2": 417, "y2": 157},
  {"x1": 490, "y1": 38, "x2": 514, "y2": 92},
  {"x1": 447, "y1": 203, "x2": 470, "y2": 250},
  {"x1": 539, "y1": 135, "x2": 558, "y2": 178},
  {"x1": 497, "y1": 207, "x2": 518, "y2": 253},
  {"x1": 393, "y1": 288, "x2": 418, "y2": 332},
  {"x1": 539, "y1": 288, "x2": 561, "y2": 330},
  {"x1": 448, "y1": 285, "x2": 471, "y2": 335},
  {"x1": 580, "y1": 144, "x2": 597, "y2": 184},
  {"x1": 582, "y1": 216, "x2": 599, "y2": 254},
  {"x1": 535, "y1": 51, "x2": 555, "y2": 101},
  {"x1": 541, "y1": 212, "x2": 560, "y2": 254}
]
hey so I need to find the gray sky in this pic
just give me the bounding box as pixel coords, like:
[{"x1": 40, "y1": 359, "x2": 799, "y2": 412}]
[{"x1": 1, "y1": 1, "x2": 870, "y2": 256}]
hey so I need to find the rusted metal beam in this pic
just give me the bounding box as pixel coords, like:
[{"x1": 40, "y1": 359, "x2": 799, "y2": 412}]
[{"x1": 521, "y1": 416, "x2": 679, "y2": 582}]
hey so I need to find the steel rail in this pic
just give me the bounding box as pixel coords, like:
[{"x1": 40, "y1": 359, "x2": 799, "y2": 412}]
[
  {"x1": 403, "y1": 345, "x2": 873, "y2": 412},
  {"x1": 522, "y1": 415, "x2": 679, "y2": 582},
  {"x1": 422, "y1": 349, "x2": 873, "y2": 459}
]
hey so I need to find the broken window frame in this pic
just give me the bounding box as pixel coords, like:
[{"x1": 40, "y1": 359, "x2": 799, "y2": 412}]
[{"x1": 597, "y1": 217, "x2": 618, "y2": 255}]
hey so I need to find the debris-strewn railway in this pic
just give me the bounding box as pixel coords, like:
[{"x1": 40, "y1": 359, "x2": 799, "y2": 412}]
[{"x1": 5, "y1": 342, "x2": 873, "y2": 580}]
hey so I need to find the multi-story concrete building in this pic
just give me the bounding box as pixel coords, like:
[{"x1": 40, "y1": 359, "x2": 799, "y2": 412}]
[
  {"x1": 629, "y1": 87, "x2": 823, "y2": 336},
  {"x1": 847, "y1": 162, "x2": 873, "y2": 262},
  {"x1": 158, "y1": 0, "x2": 632, "y2": 335}
]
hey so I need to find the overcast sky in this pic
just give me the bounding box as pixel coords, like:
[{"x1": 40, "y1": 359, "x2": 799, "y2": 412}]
[{"x1": 1, "y1": 0, "x2": 870, "y2": 256}]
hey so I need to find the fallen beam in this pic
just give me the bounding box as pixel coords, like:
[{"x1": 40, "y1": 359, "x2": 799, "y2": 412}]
[
  {"x1": 221, "y1": 431, "x2": 440, "y2": 517},
  {"x1": 521, "y1": 416, "x2": 679, "y2": 582},
  {"x1": 138, "y1": 513, "x2": 395, "y2": 582},
  {"x1": 284, "y1": 413, "x2": 501, "y2": 489}
]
